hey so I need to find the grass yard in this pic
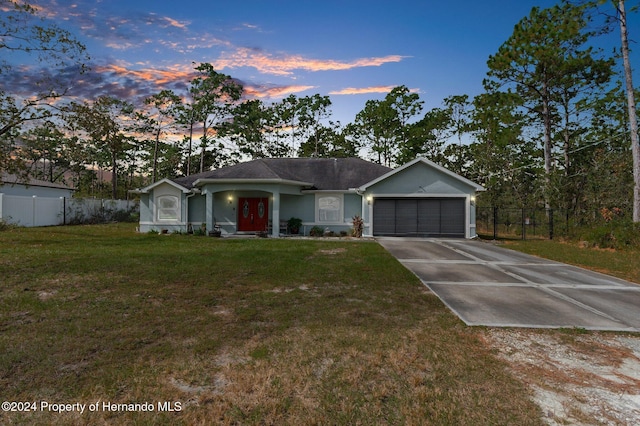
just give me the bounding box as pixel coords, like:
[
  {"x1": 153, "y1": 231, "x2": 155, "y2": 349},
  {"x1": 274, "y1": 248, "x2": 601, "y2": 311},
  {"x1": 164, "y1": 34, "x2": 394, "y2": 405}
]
[{"x1": 1, "y1": 224, "x2": 542, "y2": 425}]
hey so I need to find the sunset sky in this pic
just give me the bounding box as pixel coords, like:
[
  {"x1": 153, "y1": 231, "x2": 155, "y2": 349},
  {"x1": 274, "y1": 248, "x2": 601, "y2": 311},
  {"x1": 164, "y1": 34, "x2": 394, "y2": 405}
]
[{"x1": 3, "y1": 0, "x2": 638, "y2": 124}]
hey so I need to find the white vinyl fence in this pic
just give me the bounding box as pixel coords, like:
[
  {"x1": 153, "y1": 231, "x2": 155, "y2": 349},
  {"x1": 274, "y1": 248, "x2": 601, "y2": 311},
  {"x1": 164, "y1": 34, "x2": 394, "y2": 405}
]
[{"x1": 0, "y1": 194, "x2": 138, "y2": 227}]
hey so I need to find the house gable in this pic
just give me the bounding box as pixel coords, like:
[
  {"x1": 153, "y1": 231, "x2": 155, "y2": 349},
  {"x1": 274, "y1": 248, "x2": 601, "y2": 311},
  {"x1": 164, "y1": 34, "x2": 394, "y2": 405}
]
[
  {"x1": 360, "y1": 158, "x2": 484, "y2": 196},
  {"x1": 134, "y1": 178, "x2": 190, "y2": 194}
]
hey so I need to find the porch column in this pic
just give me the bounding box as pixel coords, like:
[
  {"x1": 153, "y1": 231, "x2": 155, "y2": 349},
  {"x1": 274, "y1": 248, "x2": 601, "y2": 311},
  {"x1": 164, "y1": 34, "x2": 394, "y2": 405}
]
[
  {"x1": 271, "y1": 191, "x2": 280, "y2": 238},
  {"x1": 205, "y1": 190, "x2": 214, "y2": 234}
]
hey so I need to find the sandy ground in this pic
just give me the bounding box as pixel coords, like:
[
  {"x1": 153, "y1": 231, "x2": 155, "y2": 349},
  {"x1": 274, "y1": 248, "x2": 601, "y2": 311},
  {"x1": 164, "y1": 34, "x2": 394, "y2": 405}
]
[{"x1": 484, "y1": 329, "x2": 640, "y2": 425}]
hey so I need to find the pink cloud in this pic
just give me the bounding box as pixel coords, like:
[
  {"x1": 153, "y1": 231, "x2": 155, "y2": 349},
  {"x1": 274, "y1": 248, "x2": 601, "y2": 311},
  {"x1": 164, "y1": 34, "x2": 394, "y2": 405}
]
[
  {"x1": 330, "y1": 86, "x2": 421, "y2": 95},
  {"x1": 213, "y1": 48, "x2": 408, "y2": 76}
]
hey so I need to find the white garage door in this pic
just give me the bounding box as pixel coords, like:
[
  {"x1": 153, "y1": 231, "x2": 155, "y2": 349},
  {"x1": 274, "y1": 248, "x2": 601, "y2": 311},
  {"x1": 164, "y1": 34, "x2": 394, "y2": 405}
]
[{"x1": 373, "y1": 198, "x2": 466, "y2": 237}]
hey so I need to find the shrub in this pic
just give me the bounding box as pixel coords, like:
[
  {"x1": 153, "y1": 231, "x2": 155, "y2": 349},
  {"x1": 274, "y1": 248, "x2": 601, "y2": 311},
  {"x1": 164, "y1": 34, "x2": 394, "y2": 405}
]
[
  {"x1": 287, "y1": 217, "x2": 302, "y2": 234},
  {"x1": 0, "y1": 219, "x2": 18, "y2": 231},
  {"x1": 580, "y1": 219, "x2": 640, "y2": 250},
  {"x1": 309, "y1": 226, "x2": 324, "y2": 237}
]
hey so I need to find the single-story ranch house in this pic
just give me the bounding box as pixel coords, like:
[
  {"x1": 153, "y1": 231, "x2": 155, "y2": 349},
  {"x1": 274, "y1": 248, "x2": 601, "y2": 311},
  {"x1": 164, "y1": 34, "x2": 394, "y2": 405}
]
[{"x1": 133, "y1": 157, "x2": 485, "y2": 238}]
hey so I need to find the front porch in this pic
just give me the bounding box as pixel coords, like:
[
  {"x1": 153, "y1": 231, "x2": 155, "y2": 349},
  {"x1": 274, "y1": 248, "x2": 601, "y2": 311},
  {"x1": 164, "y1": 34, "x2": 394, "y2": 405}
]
[{"x1": 197, "y1": 182, "x2": 304, "y2": 238}]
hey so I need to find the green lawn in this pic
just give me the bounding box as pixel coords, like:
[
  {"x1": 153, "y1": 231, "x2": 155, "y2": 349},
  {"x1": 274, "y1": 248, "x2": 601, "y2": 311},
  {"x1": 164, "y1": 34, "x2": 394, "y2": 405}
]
[{"x1": 0, "y1": 224, "x2": 542, "y2": 425}]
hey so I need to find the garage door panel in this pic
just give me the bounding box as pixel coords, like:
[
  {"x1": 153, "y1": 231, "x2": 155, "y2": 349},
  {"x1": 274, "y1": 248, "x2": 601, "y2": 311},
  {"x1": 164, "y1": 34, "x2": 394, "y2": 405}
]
[
  {"x1": 418, "y1": 199, "x2": 440, "y2": 235},
  {"x1": 372, "y1": 199, "x2": 396, "y2": 235},
  {"x1": 396, "y1": 199, "x2": 418, "y2": 235},
  {"x1": 441, "y1": 199, "x2": 465, "y2": 236}
]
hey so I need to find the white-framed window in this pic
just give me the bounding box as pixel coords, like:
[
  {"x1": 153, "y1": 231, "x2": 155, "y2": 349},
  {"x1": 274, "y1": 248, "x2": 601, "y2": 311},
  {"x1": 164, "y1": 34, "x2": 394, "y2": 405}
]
[
  {"x1": 157, "y1": 195, "x2": 179, "y2": 221},
  {"x1": 316, "y1": 194, "x2": 343, "y2": 223}
]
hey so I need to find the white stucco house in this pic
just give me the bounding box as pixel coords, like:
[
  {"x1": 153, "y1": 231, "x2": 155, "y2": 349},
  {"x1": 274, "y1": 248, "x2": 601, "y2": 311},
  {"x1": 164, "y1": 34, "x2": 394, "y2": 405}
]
[{"x1": 132, "y1": 157, "x2": 485, "y2": 238}]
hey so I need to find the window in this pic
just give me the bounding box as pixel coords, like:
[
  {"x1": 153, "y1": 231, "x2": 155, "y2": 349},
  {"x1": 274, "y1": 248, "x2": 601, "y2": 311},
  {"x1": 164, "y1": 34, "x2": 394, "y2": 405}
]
[
  {"x1": 317, "y1": 194, "x2": 343, "y2": 223},
  {"x1": 157, "y1": 195, "x2": 179, "y2": 221}
]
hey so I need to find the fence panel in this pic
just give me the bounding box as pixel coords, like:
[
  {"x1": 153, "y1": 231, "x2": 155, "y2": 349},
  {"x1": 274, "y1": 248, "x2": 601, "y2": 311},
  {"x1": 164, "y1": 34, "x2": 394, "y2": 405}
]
[
  {"x1": 35, "y1": 197, "x2": 65, "y2": 226},
  {"x1": 476, "y1": 207, "x2": 572, "y2": 240},
  {"x1": 0, "y1": 194, "x2": 138, "y2": 227}
]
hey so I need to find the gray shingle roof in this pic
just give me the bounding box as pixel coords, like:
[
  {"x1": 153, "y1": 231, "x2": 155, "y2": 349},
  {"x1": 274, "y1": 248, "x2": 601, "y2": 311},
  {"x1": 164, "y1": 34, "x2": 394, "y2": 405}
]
[
  {"x1": 172, "y1": 158, "x2": 392, "y2": 190},
  {"x1": 1, "y1": 173, "x2": 73, "y2": 190}
]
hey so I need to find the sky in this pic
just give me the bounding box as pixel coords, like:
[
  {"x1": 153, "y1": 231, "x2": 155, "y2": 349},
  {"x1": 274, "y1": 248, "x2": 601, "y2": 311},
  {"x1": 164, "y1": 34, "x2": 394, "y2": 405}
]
[{"x1": 3, "y1": 0, "x2": 639, "y2": 125}]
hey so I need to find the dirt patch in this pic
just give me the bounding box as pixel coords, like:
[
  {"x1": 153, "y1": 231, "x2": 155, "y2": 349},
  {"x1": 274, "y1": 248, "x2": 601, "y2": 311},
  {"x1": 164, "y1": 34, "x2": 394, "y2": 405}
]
[
  {"x1": 484, "y1": 329, "x2": 640, "y2": 425},
  {"x1": 317, "y1": 248, "x2": 347, "y2": 255}
]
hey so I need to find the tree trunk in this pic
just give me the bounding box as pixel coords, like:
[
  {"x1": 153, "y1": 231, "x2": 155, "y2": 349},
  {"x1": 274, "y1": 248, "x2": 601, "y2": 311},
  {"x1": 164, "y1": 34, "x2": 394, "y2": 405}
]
[
  {"x1": 111, "y1": 148, "x2": 118, "y2": 199},
  {"x1": 542, "y1": 81, "x2": 553, "y2": 210},
  {"x1": 187, "y1": 117, "x2": 193, "y2": 176},
  {"x1": 153, "y1": 127, "x2": 160, "y2": 182},
  {"x1": 618, "y1": 0, "x2": 640, "y2": 222},
  {"x1": 200, "y1": 127, "x2": 206, "y2": 174}
]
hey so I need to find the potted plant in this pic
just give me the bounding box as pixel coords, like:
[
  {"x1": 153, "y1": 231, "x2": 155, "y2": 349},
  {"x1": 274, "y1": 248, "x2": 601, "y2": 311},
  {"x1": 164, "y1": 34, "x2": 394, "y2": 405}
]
[{"x1": 287, "y1": 217, "x2": 302, "y2": 234}]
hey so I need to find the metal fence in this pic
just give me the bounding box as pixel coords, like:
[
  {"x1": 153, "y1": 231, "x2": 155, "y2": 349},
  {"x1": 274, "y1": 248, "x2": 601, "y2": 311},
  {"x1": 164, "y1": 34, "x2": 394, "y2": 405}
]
[
  {"x1": 476, "y1": 207, "x2": 574, "y2": 240},
  {"x1": 0, "y1": 194, "x2": 138, "y2": 227}
]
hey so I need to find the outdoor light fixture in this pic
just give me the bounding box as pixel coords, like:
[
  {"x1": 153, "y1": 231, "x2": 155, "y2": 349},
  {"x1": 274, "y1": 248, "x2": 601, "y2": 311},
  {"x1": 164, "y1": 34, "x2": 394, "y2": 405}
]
[{"x1": 366, "y1": 196, "x2": 373, "y2": 205}]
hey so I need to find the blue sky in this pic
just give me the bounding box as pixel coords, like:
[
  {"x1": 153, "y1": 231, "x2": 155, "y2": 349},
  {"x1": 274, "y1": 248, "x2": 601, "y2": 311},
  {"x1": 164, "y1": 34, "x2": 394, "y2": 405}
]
[{"x1": 5, "y1": 0, "x2": 639, "y2": 124}]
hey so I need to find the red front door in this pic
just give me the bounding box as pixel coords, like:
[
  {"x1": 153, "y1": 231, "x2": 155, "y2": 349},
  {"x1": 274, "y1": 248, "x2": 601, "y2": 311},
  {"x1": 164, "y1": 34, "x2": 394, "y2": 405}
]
[{"x1": 237, "y1": 197, "x2": 269, "y2": 232}]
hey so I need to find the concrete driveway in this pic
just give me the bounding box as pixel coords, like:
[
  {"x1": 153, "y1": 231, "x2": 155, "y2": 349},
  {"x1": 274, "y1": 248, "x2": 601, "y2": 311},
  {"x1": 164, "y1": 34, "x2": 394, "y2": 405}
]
[{"x1": 377, "y1": 238, "x2": 640, "y2": 332}]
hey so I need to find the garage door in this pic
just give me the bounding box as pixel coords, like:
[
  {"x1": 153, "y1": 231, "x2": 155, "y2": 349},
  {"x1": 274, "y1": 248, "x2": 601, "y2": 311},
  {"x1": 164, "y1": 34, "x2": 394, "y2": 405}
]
[{"x1": 373, "y1": 198, "x2": 466, "y2": 237}]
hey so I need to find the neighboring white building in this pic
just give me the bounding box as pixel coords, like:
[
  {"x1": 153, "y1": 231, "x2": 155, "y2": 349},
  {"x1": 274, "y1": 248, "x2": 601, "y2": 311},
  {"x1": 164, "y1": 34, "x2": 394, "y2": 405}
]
[
  {"x1": 1, "y1": 173, "x2": 75, "y2": 227},
  {"x1": 1, "y1": 173, "x2": 74, "y2": 198}
]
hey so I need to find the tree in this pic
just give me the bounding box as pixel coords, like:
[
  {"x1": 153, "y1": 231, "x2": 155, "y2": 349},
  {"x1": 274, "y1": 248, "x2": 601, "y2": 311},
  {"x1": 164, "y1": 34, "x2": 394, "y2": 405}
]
[
  {"x1": 298, "y1": 121, "x2": 358, "y2": 158},
  {"x1": 67, "y1": 96, "x2": 136, "y2": 199},
  {"x1": 0, "y1": 0, "x2": 88, "y2": 173},
  {"x1": 273, "y1": 94, "x2": 302, "y2": 155},
  {"x1": 188, "y1": 63, "x2": 243, "y2": 172},
  {"x1": 352, "y1": 86, "x2": 422, "y2": 166},
  {"x1": 397, "y1": 107, "x2": 450, "y2": 166},
  {"x1": 228, "y1": 99, "x2": 291, "y2": 159},
  {"x1": 20, "y1": 120, "x2": 70, "y2": 183},
  {"x1": 354, "y1": 99, "x2": 398, "y2": 166},
  {"x1": 139, "y1": 90, "x2": 182, "y2": 181},
  {"x1": 298, "y1": 94, "x2": 332, "y2": 157},
  {"x1": 467, "y1": 91, "x2": 538, "y2": 208},
  {"x1": 614, "y1": 0, "x2": 640, "y2": 221},
  {"x1": 486, "y1": 3, "x2": 614, "y2": 208},
  {"x1": 387, "y1": 86, "x2": 423, "y2": 151}
]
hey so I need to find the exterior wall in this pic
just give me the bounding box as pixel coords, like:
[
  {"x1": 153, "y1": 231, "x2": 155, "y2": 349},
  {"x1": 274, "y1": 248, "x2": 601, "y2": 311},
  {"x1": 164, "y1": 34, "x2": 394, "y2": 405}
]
[
  {"x1": 139, "y1": 194, "x2": 152, "y2": 232},
  {"x1": 187, "y1": 194, "x2": 206, "y2": 224}
]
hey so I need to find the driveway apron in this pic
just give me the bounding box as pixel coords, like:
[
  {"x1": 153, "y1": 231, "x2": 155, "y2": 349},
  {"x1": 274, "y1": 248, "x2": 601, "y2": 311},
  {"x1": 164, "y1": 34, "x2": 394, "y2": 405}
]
[{"x1": 377, "y1": 238, "x2": 640, "y2": 332}]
